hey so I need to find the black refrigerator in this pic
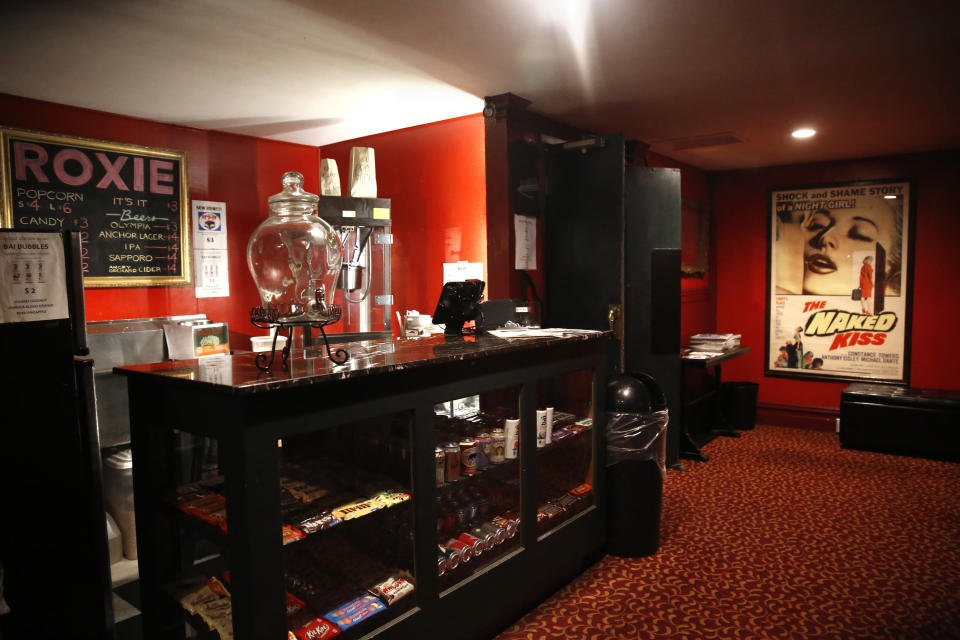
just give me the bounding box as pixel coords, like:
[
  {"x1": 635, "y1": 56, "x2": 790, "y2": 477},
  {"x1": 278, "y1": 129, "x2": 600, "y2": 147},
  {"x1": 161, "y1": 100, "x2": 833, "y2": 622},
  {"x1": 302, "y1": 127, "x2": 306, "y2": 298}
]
[
  {"x1": 0, "y1": 230, "x2": 113, "y2": 638},
  {"x1": 544, "y1": 135, "x2": 684, "y2": 466}
]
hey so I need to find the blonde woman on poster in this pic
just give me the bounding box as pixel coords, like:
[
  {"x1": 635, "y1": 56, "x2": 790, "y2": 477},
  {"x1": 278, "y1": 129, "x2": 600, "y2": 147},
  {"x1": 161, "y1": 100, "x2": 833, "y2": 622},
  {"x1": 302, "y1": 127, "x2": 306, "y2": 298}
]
[{"x1": 798, "y1": 202, "x2": 901, "y2": 297}]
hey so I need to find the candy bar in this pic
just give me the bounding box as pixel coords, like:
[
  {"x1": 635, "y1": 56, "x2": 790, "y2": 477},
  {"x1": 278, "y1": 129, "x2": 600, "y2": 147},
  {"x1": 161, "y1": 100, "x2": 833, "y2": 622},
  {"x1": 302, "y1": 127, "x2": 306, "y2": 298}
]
[
  {"x1": 324, "y1": 595, "x2": 385, "y2": 630},
  {"x1": 368, "y1": 491, "x2": 411, "y2": 508},
  {"x1": 537, "y1": 503, "x2": 563, "y2": 522},
  {"x1": 555, "y1": 493, "x2": 579, "y2": 511},
  {"x1": 206, "y1": 577, "x2": 230, "y2": 598},
  {"x1": 550, "y1": 429, "x2": 573, "y2": 441},
  {"x1": 282, "y1": 525, "x2": 305, "y2": 545},
  {"x1": 325, "y1": 594, "x2": 380, "y2": 619},
  {"x1": 295, "y1": 511, "x2": 342, "y2": 534},
  {"x1": 286, "y1": 592, "x2": 306, "y2": 616},
  {"x1": 291, "y1": 617, "x2": 341, "y2": 640},
  {"x1": 179, "y1": 586, "x2": 220, "y2": 616},
  {"x1": 368, "y1": 575, "x2": 414, "y2": 605},
  {"x1": 569, "y1": 482, "x2": 593, "y2": 496},
  {"x1": 203, "y1": 507, "x2": 229, "y2": 531},
  {"x1": 179, "y1": 493, "x2": 222, "y2": 514},
  {"x1": 331, "y1": 498, "x2": 383, "y2": 521}
]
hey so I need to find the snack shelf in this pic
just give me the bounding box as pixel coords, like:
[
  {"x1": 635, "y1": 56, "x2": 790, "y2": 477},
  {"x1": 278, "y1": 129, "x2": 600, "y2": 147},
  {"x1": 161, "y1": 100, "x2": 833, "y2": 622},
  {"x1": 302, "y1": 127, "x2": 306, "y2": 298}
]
[
  {"x1": 167, "y1": 480, "x2": 412, "y2": 549},
  {"x1": 120, "y1": 332, "x2": 608, "y2": 640},
  {"x1": 165, "y1": 572, "x2": 415, "y2": 640}
]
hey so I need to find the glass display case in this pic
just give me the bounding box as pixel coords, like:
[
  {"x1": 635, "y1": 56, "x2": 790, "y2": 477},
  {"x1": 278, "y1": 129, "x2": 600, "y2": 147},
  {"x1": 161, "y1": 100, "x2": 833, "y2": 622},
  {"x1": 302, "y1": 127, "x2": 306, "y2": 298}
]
[
  {"x1": 534, "y1": 369, "x2": 596, "y2": 537},
  {"x1": 118, "y1": 332, "x2": 607, "y2": 640},
  {"x1": 433, "y1": 389, "x2": 522, "y2": 591},
  {"x1": 150, "y1": 416, "x2": 418, "y2": 639}
]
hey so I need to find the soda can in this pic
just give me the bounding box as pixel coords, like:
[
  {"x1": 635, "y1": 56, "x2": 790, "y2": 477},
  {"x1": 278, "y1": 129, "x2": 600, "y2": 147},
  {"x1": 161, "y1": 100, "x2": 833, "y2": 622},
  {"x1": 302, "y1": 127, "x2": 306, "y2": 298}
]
[
  {"x1": 457, "y1": 532, "x2": 485, "y2": 556},
  {"x1": 490, "y1": 428, "x2": 506, "y2": 464},
  {"x1": 435, "y1": 447, "x2": 445, "y2": 487},
  {"x1": 445, "y1": 538, "x2": 473, "y2": 563},
  {"x1": 475, "y1": 433, "x2": 491, "y2": 469},
  {"x1": 492, "y1": 513, "x2": 520, "y2": 538},
  {"x1": 483, "y1": 521, "x2": 508, "y2": 545},
  {"x1": 443, "y1": 442, "x2": 460, "y2": 482},
  {"x1": 459, "y1": 438, "x2": 478, "y2": 477},
  {"x1": 504, "y1": 419, "x2": 519, "y2": 460},
  {"x1": 437, "y1": 551, "x2": 447, "y2": 576},
  {"x1": 470, "y1": 524, "x2": 497, "y2": 550},
  {"x1": 438, "y1": 544, "x2": 460, "y2": 571}
]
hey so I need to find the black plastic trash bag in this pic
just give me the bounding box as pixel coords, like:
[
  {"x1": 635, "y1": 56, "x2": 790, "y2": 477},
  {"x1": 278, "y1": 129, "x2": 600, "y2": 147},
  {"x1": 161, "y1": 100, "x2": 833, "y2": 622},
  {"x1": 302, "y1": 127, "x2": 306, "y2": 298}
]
[{"x1": 605, "y1": 373, "x2": 669, "y2": 558}]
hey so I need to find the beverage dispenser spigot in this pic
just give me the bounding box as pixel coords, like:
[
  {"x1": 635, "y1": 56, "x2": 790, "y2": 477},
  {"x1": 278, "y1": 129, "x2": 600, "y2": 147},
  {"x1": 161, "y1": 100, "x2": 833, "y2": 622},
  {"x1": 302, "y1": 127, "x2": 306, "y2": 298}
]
[{"x1": 338, "y1": 225, "x2": 374, "y2": 302}]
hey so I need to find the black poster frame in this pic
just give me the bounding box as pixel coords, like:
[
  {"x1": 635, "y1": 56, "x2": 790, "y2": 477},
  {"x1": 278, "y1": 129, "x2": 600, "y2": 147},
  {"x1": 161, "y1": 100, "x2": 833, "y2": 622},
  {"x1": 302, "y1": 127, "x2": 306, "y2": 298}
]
[{"x1": 764, "y1": 177, "x2": 915, "y2": 384}]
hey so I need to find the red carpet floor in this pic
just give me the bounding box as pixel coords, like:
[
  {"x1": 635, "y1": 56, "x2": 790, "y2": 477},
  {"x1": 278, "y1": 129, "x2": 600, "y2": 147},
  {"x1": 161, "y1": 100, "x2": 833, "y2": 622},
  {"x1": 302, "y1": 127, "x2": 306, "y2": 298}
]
[{"x1": 495, "y1": 425, "x2": 960, "y2": 640}]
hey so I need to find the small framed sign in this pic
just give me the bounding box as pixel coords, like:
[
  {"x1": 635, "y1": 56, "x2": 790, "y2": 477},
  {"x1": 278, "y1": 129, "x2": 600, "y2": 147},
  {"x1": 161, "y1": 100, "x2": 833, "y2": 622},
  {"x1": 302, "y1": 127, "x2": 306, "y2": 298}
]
[{"x1": 1, "y1": 127, "x2": 190, "y2": 287}]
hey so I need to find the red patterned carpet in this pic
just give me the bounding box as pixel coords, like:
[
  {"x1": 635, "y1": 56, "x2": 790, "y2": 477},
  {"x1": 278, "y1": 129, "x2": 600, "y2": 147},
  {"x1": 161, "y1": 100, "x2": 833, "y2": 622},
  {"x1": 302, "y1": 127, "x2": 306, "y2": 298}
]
[{"x1": 495, "y1": 425, "x2": 960, "y2": 640}]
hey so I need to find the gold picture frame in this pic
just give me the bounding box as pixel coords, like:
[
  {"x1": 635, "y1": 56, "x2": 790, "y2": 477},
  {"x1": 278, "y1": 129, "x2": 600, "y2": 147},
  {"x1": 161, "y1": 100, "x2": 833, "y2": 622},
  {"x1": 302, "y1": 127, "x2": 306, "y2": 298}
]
[{"x1": 1, "y1": 127, "x2": 190, "y2": 287}]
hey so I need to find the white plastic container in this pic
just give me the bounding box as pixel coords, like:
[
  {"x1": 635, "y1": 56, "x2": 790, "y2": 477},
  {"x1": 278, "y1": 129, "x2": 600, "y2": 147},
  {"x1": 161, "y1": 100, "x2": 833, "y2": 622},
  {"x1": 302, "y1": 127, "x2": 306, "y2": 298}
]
[
  {"x1": 250, "y1": 334, "x2": 288, "y2": 352},
  {"x1": 105, "y1": 512, "x2": 123, "y2": 564},
  {"x1": 103, "y1": 449, "x2": 137, "y2": 560}
]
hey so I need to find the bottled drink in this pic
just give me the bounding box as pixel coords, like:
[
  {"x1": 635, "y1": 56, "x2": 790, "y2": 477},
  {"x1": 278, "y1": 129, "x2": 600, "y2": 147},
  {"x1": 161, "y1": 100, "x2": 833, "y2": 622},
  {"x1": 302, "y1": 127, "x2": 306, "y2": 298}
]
[{"x1": 490, "y1": 428, "x2": 506, "y2": 464}]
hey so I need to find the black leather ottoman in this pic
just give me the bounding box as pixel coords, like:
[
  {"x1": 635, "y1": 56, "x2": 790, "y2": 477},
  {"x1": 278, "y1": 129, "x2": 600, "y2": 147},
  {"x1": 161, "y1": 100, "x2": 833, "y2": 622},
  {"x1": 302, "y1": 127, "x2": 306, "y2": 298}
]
[{"x1": 840, "y1": 383, "x2": 960, "y2": 462}]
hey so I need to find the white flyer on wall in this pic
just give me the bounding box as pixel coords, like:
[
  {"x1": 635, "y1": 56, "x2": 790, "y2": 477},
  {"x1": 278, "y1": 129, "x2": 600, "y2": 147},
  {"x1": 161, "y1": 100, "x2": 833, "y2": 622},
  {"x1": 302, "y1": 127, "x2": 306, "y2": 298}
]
[
  {"x1": 192, "y1": 200, "x2": 229, "y2": 298},
  {"x1": 0, "y1": 231, "x2": 69, "y2": 323},
  {"x1": 514, "y1": 214, "x2": 536, "y2": 270},
  {"x1": 442, "y1": 261, "x2": 483, "y2": 285}
]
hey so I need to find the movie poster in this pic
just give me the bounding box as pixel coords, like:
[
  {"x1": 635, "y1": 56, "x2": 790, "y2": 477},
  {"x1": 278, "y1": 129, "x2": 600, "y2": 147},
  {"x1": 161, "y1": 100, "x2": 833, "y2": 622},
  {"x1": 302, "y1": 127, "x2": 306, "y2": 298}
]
[{"x1": 766, "y1": 179, "x2": 912, "y2": 383}]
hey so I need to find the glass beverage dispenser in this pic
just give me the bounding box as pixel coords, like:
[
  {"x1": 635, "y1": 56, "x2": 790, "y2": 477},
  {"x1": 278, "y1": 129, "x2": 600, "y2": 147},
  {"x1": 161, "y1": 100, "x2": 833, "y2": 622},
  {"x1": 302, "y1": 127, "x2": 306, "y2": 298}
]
[
  {"x1": 247, "y1": 172, "x2": 343, "y2": 323},
  {"x1": 316, "y1": 195, "x2": 393, "y2": 340},
  {"x1": 247, "y1": 172, "x2": 348, "y2": 366}
]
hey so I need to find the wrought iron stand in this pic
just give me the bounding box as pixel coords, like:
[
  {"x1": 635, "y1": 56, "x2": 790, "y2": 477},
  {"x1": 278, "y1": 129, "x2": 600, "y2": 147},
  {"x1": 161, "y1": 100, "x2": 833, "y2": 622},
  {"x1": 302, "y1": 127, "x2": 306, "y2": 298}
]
[{"x1": 250, "y1": 303, "x2": 349, "y2": 371}]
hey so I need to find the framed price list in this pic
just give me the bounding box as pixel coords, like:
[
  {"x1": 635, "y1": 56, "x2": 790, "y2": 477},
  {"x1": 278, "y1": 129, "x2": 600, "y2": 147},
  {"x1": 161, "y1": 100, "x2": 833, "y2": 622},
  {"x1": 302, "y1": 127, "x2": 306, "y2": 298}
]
[{"x1": 1, "y1": 127, "x2": 191, "y2": 287}]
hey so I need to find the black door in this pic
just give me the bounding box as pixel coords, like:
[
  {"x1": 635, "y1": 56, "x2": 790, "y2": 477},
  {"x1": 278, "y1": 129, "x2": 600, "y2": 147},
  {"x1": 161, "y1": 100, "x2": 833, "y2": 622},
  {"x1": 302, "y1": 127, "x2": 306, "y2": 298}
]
[
  {"x1": 624, "y1": 167, "x2": 682, "y2": 464},
  {"x1": 544, "y1": 138, "x2": 684, "y2": 465},
  {"x1": 544, "y1": 134, "x2": 625, "y2": 342}
]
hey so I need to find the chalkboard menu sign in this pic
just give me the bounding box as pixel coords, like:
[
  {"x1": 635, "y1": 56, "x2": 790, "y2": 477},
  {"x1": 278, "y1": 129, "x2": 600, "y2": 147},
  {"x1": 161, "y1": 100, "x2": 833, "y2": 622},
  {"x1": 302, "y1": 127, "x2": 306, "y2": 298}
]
[{"x1": 1, "y1": 127, "x2": 190, "y2": 287}]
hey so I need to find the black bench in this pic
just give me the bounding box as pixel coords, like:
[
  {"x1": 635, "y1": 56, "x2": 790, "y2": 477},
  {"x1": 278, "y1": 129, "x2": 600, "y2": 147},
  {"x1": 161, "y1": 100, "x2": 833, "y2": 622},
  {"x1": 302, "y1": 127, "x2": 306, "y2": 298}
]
[{"x1": 840, "y1": 383, "x2": 960, "y2": 462}]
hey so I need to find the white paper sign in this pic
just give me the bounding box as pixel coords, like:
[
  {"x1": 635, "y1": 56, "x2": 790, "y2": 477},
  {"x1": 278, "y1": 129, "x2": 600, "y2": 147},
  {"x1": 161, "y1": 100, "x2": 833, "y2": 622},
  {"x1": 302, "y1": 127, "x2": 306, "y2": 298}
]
[
  {"x1": 0, "y1": 231, "x2": 69, "y2": 323},
  {"x1": 443, "y1": 261, "x2": 483, "y2": 285},
  {"x1": 192, "y1": 200, "x2": 229, "y2": 298},
  {"x1": 514, "y1": 214, "x2": 537, "y2": 270}
]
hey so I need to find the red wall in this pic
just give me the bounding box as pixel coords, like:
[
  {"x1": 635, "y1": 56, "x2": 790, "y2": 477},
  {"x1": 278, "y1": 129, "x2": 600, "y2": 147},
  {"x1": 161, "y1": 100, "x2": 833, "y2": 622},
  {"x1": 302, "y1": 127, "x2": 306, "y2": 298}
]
[
  {"x1": 2, "y1": 94, "x2": 486, "y2": 345},
  {"x1": 319, "y1": 115, "x2": 487, "y2": 321},
  {"x1": 712, "y1": 150, "x2": 960, "y2": 409},
  {"x1": 1, "y1": 93, "x2": 319, "y2": 345}
]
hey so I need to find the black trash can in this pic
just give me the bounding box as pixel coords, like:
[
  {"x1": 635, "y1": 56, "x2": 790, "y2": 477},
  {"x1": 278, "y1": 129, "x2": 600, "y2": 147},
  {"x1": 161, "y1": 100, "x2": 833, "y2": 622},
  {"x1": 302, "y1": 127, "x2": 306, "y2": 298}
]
[
  {"x1": 720, "y1": 381, "x2": 758, "y2": 430},
  {"x1": 604, "y1": 373, "x2": 668, "y2": 558}
]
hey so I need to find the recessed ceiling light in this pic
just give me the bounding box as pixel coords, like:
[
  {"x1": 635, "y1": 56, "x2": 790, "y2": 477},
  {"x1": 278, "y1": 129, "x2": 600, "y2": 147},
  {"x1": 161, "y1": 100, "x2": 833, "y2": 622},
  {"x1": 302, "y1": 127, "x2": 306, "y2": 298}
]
[{"x1": 791, "y1": 128, "x2": 816, "y2": 139}]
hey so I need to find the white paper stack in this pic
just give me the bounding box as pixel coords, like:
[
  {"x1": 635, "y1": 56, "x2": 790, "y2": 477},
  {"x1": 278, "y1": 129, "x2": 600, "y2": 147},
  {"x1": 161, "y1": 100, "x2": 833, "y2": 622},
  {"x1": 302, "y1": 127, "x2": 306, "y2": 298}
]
[{"x1": 689, "y1": 333, "x2": 741, "y2": 351}]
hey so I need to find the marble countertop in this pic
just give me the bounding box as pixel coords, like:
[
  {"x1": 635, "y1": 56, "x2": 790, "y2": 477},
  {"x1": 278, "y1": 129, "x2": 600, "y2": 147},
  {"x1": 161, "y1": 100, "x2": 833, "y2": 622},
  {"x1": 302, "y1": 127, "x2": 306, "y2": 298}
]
[{"x1": 114, "y1": 330, "x2": 608, "y2": 395}]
